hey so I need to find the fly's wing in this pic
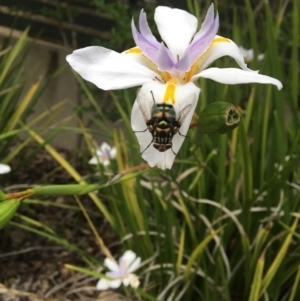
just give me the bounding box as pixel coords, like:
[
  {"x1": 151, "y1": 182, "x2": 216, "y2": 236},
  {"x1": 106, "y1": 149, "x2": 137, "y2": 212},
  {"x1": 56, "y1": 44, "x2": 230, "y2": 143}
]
[
  {"x1": 177, "y1": 93, "x2": 197, "y2": 125},
  {"x1": 136, "y1": 90, "x2": 155, "y2": 123}
]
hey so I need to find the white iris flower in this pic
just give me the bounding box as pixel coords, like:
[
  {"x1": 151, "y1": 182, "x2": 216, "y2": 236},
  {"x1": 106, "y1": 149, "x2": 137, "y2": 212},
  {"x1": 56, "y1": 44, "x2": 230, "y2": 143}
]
[
  {"x1": 0, "y1": 164, "x2": 11, "y2": 174},
  {"x1": 66, "y1": 4, "x2": 282, "y2": 170},
  {"x1": 88, "y1": 142, "x2": 117, "y2": 166},
  {"x1": 96, "y1": 250, "x2": 141, "y2": 290}
]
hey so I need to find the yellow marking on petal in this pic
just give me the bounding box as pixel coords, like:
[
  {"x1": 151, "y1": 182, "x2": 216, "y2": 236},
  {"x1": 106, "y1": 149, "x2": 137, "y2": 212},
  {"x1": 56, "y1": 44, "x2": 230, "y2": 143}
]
[
  {"x1": 125, "y1": 47, "x2": 175, "y2": 84},
  {"x1": 159, "y1": 71, "x2": 172, "y2": 83},
  {"x1": 125, "y1": 47, "x2": 142, "y2": 54},
  {"x1": 184, "y1": 36, "x2": 231, "y2": 83},
  {"x1": 163, "y1": 81, "x2": 176, "y2": 104},
  {"x1": 212, "y1": 37, "x2": 230, "y2": 44},
  {"x1": 185, "y1": 62, "x2": 199, "y2": 83}
]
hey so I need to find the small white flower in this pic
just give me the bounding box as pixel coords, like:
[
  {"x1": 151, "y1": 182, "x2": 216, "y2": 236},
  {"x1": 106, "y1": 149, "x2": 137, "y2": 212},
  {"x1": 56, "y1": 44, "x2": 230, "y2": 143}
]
[
  {"x1": 67, "y1": 4, "x2": 282, "y2": 170},
  {"x1": 97, "y1": 250, "x2": 141, "y2": 290},
  {"x1": 0, "y1": 164, "x2": 11, "y2": 174},
  {"x1": 89, "y1": 142, "x2": 117, "y2": 166},
  {"x1": 239, "y1": 46, "x2": 265, "y2": 63}
]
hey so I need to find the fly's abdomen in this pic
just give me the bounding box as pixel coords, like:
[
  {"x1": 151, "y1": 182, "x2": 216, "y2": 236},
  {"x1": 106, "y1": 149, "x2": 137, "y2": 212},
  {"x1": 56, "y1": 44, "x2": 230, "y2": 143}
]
[{"x1": 153, "y1": 127, "x2": 173, "y2": 152}]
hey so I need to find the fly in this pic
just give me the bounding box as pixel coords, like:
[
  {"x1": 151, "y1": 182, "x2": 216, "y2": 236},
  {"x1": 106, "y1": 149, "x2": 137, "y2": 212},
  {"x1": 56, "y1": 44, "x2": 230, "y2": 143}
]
[{"x1": 134, "y1": 91, "x2": 196, "y2": 155}]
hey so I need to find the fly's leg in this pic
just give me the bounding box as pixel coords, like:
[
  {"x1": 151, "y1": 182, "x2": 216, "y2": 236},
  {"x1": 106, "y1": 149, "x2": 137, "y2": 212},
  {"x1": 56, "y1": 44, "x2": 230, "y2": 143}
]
[
  {"x1": 134, "y1": 128, "x2": 148, "y2": 133},
  {"x1": 178, "y1": 130, "x2": 187, "y2": 137},
  {"x1": 150, "y1": 91, "x2": 155, "y2": 105},
  {"x1": 171, "y1": 148, "x2": 177, "y2": 155},
  {"x1": 154, "y1": 77, "x2": 163, "y2": 83},
  {"x1": 171, "y1": 143, "x2": 177, "y2": 155},
  {"x1": 141, "y1": 138, "x2": 154, "y2": 155}
]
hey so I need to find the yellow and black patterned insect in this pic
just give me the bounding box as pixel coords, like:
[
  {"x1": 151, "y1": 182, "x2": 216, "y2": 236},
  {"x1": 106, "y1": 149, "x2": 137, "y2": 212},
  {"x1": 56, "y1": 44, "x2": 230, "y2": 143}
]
[{"x1": 135, "y1": 91, "x2": 196, "y2": 155}]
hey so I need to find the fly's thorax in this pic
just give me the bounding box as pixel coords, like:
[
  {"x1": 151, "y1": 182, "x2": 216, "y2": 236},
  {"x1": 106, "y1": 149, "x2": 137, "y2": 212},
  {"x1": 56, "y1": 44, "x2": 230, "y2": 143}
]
[
  {"x1": 156, "y1": 119, "x2": 171, "y2": 129},
  {"x1": 137, "y1": 99, "x2": 188, "y2": 155},
  {"x1": 151, "y1": 103, "x2": 177, "y2": 127},
  {"x1": 152, "y1": 103, "x2": 176, "y2": 117}
]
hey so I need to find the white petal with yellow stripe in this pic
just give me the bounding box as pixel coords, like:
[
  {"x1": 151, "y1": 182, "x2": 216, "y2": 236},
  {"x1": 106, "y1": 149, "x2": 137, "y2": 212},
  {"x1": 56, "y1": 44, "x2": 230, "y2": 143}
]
[
  {"x1": 131, "y1": 81, "x2": 200, "y2": 169},
  {"x1": 188, "y1": 36, "x2": 282, "y2": 90}
]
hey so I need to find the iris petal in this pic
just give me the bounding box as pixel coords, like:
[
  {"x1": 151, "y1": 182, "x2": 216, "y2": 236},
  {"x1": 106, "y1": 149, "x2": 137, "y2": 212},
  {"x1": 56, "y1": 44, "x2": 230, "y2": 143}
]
[
  {"x1": 154, "y1": 6, "x2": 198, "y2": 59},
  {"x1": 121, "y1": 250, "x2": 137, "y2": 268},
  {"x1": 104, "y1": 258, "x2": 119, "y2": 272},
  {"x1": 197, "y1": 67, "x2": 283, "y2": 90},
  {"x1": 193, "y1": 36, "x2": 253, "y2": 74},
  {"x1": 109, "y1": 147, "x2": 117, "y2": 158},
  {"x1": 66, "y1": 46, "x2": 157, "y2": 90},
  {"x1": 128, "y1": 257, "x2": 141, "y2": 274},
  {"x1": 139, "y1": 9, "x2": 159, "y2": 45},
  {"x1": 131, "y1": 81, "x2": 200, "y2": 169},
  {"x1": 175, "y1": 50, "x2": 191, "y2": 72},
  {"x1": 183, "y1": 4, "x2": 219, "y2": 66},
  {"x1": 100, "y1": 142, "x2": 112, "y2": 153},
  {"x1": 198, "y1": 3, "x2": 216, "y2": 34},
  {"x1": 131, "y1": 83, "x2": 176, "y2": 169},
  {"x1": 96, "y1": 278, "x2": 111, "y2": 290},
  {"x1": 109, "y1": 279, "x2": 122, "y2": 289},
  {"x1": 158, "y1": 43, "x2": 176, "y2": 71},
  {"x1": 0, "y1": 163, "x2": 11, "y2": 174},
  {"x1": 144, "y1": 147, "x2": 176, "y2": 170},
  {"x1": 131, "y1": 18, "x2": 160, "y2": 64},
  {"x1": 124, "y1": 47, "x2": 162, "y2": 76}
]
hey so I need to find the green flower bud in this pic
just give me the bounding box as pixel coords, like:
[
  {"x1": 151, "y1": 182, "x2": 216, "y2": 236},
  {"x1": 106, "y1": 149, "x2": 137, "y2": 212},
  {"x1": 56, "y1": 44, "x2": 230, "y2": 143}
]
[
  {"x1": 196, "y1": 102, "x2": 241, "y2": 134},
  {"x1": 0, "y1": 199, "x2": 20, "y2": 229},
  {"x1": 32, "y1": 184, "x2": 99, "y2": 196}
]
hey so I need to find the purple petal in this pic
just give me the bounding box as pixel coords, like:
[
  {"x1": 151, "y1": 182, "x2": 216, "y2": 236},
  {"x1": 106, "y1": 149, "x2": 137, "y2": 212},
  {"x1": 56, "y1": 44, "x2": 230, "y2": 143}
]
[
  {"x1": 158, "y1": 43, "x2": 176, "y2": 71},
  {"x1": 154, "y1": 6, "x2": 198, "y2": 59},
  {"x1": 198, "y1": 3, "x2": 215, "y2": 34},
  {"x1": 175, "y1": 50, "x2": 191, "y2": 72},
  {"x1": 139, "y1": 9, "x2": 158, "y2": 45},
  {"x1": 118, "y1": 258, "x2": 127, "y2": 276},
  {"x1": 131, "y1": 11, "x2": 160, "y2": 65},
  {"x1": 184, "y1": 6, "x2": 219, "y2": 66},
  {"x1": 107, "y1": 271, "x2": 122, "y2": 278}
]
